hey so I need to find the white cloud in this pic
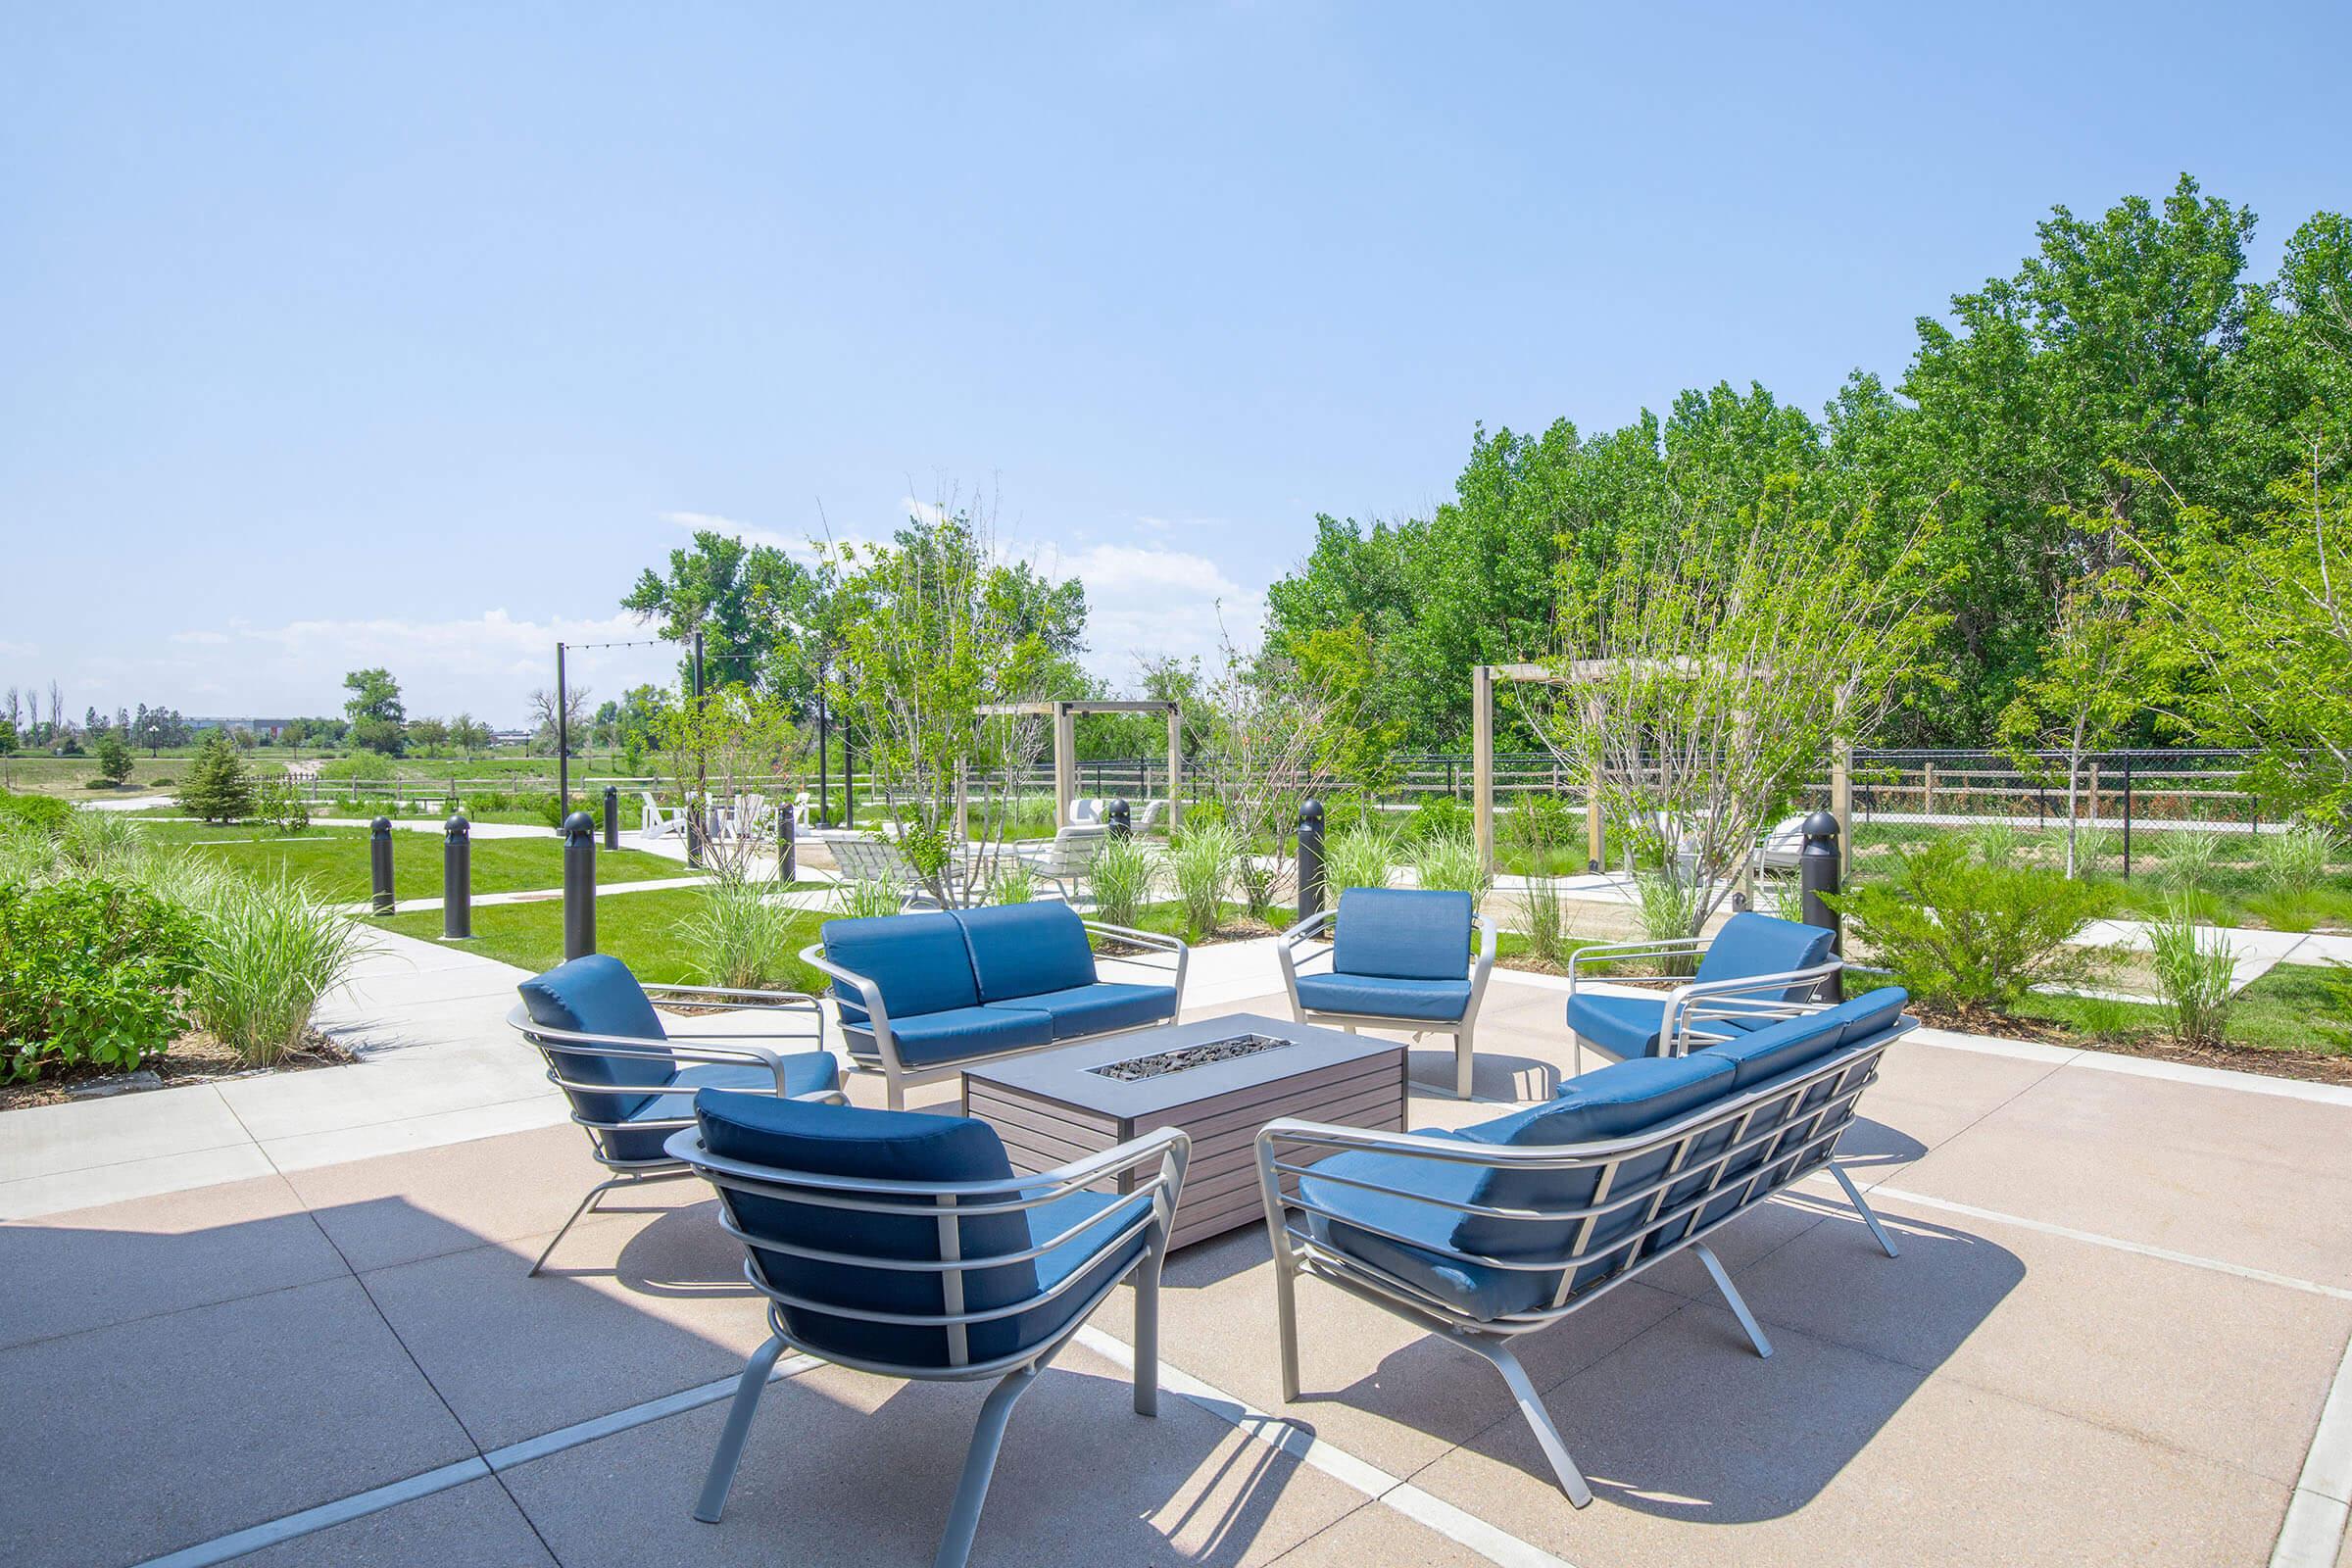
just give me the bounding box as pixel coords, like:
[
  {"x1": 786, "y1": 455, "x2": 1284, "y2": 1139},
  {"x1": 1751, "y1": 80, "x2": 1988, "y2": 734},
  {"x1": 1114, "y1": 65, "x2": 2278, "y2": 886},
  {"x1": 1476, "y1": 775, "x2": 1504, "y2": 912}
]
[{"x1": 170, "y1": 629, "x2": 232, "y2": 646}]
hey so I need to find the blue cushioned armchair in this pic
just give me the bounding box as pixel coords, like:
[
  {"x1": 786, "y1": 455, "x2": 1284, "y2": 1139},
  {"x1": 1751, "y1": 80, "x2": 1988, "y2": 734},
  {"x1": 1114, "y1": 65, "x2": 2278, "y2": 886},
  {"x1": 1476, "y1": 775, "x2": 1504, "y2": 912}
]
[
  {"x1": 669, "y1": 1093, "x2": 1190, "y2": 1568},
  {"x1": 509, "y1": 955, "x2": 843, "y2": 1275},
  {"x1": 1257, "y1": 986, "x2": 1912, "y2": 1507},
  {"x1": 801, "y1": 903, "x2": 1188, "y2": 1109},
  {"x1": 1563, "y1": 910, "x2": 1842, "y2": 1075},
  {"x1": 1278, "y1": 888, "x2": 1496, "y2": 1098}
]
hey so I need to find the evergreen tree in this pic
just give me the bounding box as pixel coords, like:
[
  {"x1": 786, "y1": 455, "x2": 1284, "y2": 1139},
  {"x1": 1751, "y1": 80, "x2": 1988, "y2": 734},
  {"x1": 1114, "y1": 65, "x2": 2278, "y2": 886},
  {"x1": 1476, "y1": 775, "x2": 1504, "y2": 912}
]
[{"x1": 177, "y1": 730, "x2": 255, "y2": 823}]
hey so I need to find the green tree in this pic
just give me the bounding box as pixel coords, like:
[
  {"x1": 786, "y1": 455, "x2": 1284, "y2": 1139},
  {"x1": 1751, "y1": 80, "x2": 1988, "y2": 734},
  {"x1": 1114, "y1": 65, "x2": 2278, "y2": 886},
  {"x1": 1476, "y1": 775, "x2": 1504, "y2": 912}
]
[
  {"x1": 177, "y1": 730, "x2": 256, "y2": 823},
  {"x1": 406, "y1": 716, "x2": 449, "y2": 756},
  {"x1": 93, "y1": 735, "x2": 134, "y2": 786},
  {"x1": 342, "y1": 668, "x2": 406, "y2": 755},
  {"x1": 1995, "y1": 567, "x2": 2145, "y2": 875},
  {"x1": 622, "y1": 529, "x2": 816, "y2": 702}
]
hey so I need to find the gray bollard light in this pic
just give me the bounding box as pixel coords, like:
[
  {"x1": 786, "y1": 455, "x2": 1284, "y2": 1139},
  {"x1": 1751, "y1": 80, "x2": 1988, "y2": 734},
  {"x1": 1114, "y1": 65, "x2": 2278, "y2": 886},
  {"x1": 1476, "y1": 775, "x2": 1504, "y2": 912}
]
[
  {"x1": 1108, "y1": 798, "x2": 1131, "y2": 840},
  {"x1": 369, "y1": 815, "x2": 395, "y2": 915},
  {"x1": 1799, "y1": 809, "x2": 1842, "y2": 1002},
  {"x1": 602, "y1": 785, "x2": 619, "y2": 851},
  {"x1": 562, "y1": 810, "x2": 597, "y2": 960},
  {"x1": 1297, "y1": 798, "x2": 1327, "y2": 923},
  {"x1": 778, "y1": 802, "x2": 797, "y2": 882},
  {"x1": 442, "y1": 813, "x2": 472, "y2": 940}
]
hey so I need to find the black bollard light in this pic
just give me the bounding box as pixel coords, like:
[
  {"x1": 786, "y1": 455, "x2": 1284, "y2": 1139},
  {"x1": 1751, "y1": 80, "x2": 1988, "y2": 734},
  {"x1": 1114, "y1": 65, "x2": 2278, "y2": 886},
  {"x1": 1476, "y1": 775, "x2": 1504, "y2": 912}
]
[
  {"x1": 602, "y1": 785, "x2": 619, "y2": 852},
  {"x1": 442, "y1": 813, "x2": 472, "y2": 940},
  {"x1": 1297, "y1": 798, "x2": 1327, "y2": 923},
  {"x1": 562, "y1": 810, "x2": 597, "y2": 960},
  {"x1": 778, "y1": 802, "x2": 797, "y2": 883},
  {"x1": 368, "y1": 815, "x2": 395, "y2": 915},
  {"x1": 1799, "y1": 809, "x2": 1842, "y2": 1002},
  {"x1": 1108, "y1": 798, "x2": 1131, "y2": 840}
]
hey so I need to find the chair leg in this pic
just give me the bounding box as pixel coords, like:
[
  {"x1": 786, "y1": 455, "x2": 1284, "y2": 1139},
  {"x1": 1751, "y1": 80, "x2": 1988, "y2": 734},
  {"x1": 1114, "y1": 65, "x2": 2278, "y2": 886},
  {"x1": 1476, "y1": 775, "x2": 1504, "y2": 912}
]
[
  {"x1": 1133, "y1": 1240, "x2": 1164, "y2": 1417},
  {"x1": 693, "y1": 1333, "x2": 788, "y2": 1523},
  {"x1": 1691, "y1": 1242, "x2": 1774, "y2": 1359},
  {"x1": 529, "y1": 1176, "x2": 625, "y2": 1277},
  {"x1": 1458, "y1": 1335, "x2": 1592, "y2": 1507},
  {"x1": 1270, "y1": 1240, "x2": 1303, "y2": 1402},
  {"x1": 1455, "y1": 1025, "x2": 1474, "y2": 1100},
  {"x1": 1831, "y1": 1162, "x2": 1902, "y2": 1258},
  {"x1": 931, "y1": 1364, "x2": 1040, "y2": 1568}
]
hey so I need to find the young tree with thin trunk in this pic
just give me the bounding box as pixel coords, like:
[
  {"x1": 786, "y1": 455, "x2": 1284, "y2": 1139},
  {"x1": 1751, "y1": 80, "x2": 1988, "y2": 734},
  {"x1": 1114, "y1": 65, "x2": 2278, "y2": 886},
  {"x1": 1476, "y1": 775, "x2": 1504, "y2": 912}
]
[{"x1": 1995, "y1": 565, "x2": 2143, "y2": 876}]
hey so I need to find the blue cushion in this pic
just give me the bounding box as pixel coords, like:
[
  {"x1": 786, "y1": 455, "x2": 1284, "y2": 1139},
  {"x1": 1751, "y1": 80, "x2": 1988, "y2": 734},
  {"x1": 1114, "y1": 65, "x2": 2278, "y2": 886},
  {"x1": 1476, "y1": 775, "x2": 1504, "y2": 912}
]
[
  {"x1": 844, "y1": 1004, "x2": 1054, "y2": 1067},
  {"x1": 517, "y1": 956, "x2": 673, "y2": 1125},
  {"x1": 1299, "y1": 1135, "x2": 1553, "y2": 1319},
  {"x1": 820, "y1": 912, "x2": 981, "y2": 1026},
  {"x1": 1693, "y1": 912, "x2": 1836, "y2": 998},
  {"x1": 1835, "y1": 986, "x2": 1910, "y2": 1045},
  {"x1": 602, "y1": 1055, "x2": 840, "y2": 1162},
  {"x1": 1696, "y1": 1009, "x2": 1848, "y2": 1090},
  {"x1": 1332, "y1": 888, "x2": 1473, "y2": 981},
  {"x1": 986, "y1": 981, "x2": 1174, "y2": 1040},
  {"x1": 1451, "y1": 1053, "x2": 1739, "y2": 1304},
  {"x1": 1297, "y1": 972, "x2": 1473, "y2": 1023},
  {"x1": 1564, "y1": 991, "x2": 1674, "y2": 1058},
  {"x1": 953, "y1": 904, "x2": 1099, "y2": 1003},
  {"x1": 695, "y1": 1093, "x2": 1143, "y2": 1367}
]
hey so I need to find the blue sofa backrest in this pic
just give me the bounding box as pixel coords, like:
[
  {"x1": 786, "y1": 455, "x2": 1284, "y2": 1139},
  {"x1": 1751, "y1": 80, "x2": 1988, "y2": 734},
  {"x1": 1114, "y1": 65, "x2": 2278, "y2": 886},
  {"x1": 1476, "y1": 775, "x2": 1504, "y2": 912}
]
[
  {"x1": 953, "y1": 903, "x2": 1098, "y2": 1002},
  {"x1": 819, "y1": 912, "x2": 982, "y2": 1025},
  {"x1": 1693, "y1": 911, "x2": 1837, "y2": 999},
  {"x1": 696, "y1": 1091, "x2": 1044, "y2": 1368},
  {"x1": 517, "y1": 955, "x2": 673, "y2": 1125},
  {"x1": 1335, "y1": 888, "x2": 1473, "y2": 981}
]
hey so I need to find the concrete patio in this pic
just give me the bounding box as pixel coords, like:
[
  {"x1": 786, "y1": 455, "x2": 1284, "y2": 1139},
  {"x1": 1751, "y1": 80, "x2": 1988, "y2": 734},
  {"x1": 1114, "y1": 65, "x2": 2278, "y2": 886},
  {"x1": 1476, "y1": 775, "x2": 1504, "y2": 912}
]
[{"x1": 6, "y1": 929, "x2": 2351, "y2": 1567}]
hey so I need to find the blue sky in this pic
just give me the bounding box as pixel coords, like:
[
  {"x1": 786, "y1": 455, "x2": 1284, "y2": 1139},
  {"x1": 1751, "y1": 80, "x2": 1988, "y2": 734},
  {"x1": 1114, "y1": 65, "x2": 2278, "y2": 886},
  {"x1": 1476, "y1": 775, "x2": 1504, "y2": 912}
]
[{"x1": 4, "y1": 2, "x2": 2348, "y2": 725}]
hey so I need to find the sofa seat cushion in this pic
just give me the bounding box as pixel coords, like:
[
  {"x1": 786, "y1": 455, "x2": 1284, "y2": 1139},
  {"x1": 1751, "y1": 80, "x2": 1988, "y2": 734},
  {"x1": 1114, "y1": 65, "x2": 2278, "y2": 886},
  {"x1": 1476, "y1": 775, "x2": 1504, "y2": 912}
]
[
  {"x1": 1297, "y1": 972, "x2": 1473, "y2": 1023},
  {"x1": 953, "y1": 904, "x2": 1099, "y2": 1002},
  {"x1": 1332, "y1": 888, "x2": 1474, "y2": 980},
  {"x1": 844, "y1": 1004, "x2": 1054, "y2": 1068},
  {"x1": 518, "y1": 955, "x2": 674, "y2": 1125},
  {"x1": 1565, "y1": 990, "x2": 1780, "y2": 1060},
  {"x1": 820, "y1": 912, "x2": 981, "y2": 1027},
  {"x1": 1299, "y1": 1135, "x2": 1556, "y2": 1321},
  {"x1": 985, "y1": 982, "x2": 1173, "y2": 1040},
  {"x1": 605, "y1": 1055, "x2": 839, "y2": 1162}
]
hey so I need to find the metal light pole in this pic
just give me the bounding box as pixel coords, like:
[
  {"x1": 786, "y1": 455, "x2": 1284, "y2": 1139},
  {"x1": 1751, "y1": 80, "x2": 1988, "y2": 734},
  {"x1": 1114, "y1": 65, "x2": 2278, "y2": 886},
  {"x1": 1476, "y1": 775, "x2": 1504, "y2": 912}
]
[
  {"x1": 556, "y1": 641, "x2": 569, "y2": 815},
  {"x1": 688, "y1": 629, "x2": 707, "y2": 868}
]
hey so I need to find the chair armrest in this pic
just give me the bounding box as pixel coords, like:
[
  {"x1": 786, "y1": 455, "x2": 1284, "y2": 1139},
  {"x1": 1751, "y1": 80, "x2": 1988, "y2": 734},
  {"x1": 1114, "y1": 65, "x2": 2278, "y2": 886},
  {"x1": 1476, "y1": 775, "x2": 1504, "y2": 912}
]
[
  {"x1": 794, "y1": 943, "x2": 903, "y2": 1076},
  {"x1": 1082, "y1": 921, "x2": 1188, "y2": 1008},
  {"x1": 508, "y1": 1004, "x2": 822, "y2": 1098},
  {"x1": 1657, "y1": 959, "x2": 1844, "y2": 1054},
  {"x1": 1463, "y1": 912, "x2": 1499, "y2": 1022},
  {"x1": 1563, "y1": 935, "x2": 1715, "y2": 999}
]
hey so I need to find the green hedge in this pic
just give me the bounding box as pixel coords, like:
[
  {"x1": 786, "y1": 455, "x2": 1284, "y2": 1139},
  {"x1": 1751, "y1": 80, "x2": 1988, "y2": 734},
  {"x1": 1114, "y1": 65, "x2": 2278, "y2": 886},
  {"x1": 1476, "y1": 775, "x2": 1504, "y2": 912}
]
[
  {"x1": 0, "y1": 791, "x2": 73, "y2": 836},
  {"x1": 0, "y1": 879, "x2": 200, "y2": 1081}
]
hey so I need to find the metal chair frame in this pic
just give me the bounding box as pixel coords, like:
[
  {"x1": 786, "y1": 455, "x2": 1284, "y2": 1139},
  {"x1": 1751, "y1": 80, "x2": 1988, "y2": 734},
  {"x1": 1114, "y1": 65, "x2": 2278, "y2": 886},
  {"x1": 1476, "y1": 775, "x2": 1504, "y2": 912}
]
[
  {"x1": 1562, "y1": 934, "x2": 1845, "y2": 1075},
  {"x1": 668, "y1": 1122, "x2": 1191, "y2": 1568},
  {"x1": 1255, "y1": 1016, "x2": 1913, "y2": 1507},
  {"x1": 799, "y1": 921, "x2": 1189, "y2": 1110},
  {"x1": 507, "y1": 983, "x2": 845, "y2": 1276},
  {"x1": 1275, "y1": 906, "x2": 1499, "y2": 1099}
]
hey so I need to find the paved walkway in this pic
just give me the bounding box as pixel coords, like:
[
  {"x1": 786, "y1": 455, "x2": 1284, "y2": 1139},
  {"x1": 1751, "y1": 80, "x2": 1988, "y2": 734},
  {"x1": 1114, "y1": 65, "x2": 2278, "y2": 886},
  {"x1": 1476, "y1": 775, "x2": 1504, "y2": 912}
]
[{"x1": 6, "y1": 931, "x2": 2352, "y2": 1566}]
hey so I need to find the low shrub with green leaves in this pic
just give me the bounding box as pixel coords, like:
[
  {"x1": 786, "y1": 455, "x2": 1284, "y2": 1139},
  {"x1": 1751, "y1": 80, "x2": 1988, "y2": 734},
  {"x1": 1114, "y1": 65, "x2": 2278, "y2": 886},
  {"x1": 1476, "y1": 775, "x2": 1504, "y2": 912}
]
[
  {"x1": 0, "y1": 790, "x2": 72, "y2": 837},
  {"x1": 1088, "y1": 836, "x2": 1156, "y2": 929},
  {"x1": 255, "y1": 779, "x2": 311, "y2": 836},
  {"x1": 1324, "y1": 826, "x2": 1396, "y2": 897},
  {"x1": 0, "y1": 879, "x2": 201, "y2": 1080},
  {"x1": 1168, "y1": 820, "x2": 1240, "y2": 939},
  {"x1": 1829, "y1": 839, "x2": 2109, "y2": 1018},
  {"x1": 1406, "y1": 795, "x2": 1469, "y2": 843},
  {"x1": 2147, "y1": 899, "x2": 2235, "y2": 1048}
]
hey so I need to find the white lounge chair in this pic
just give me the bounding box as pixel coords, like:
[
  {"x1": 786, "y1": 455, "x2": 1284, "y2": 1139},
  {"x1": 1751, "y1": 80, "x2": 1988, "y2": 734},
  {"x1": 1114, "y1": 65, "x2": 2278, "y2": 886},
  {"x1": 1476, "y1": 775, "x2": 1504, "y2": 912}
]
[
  {"x1": 1014, "y1": 823, "x2": 1110, "y2": 901},
  {"x1": 639, "y1": 791, "x2": 685, "y2": 841}
]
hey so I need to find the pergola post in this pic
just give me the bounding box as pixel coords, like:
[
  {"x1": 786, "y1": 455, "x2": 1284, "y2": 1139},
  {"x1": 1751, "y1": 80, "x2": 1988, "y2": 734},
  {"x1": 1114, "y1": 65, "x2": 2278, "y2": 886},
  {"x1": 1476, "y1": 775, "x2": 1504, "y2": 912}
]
[
  {"x1": 1165, "y1": 707, "x2": 1183, "y2": 832},
  {"x1": 1832, "y1": 740, "x2": 1853, "y2": 878},
  {"x1": 1053, "y1": 703, "x2": 1077, "y2": 829},
  {"x1": 1472, "y1": 664, "x2": 1495, "y2": 876}
]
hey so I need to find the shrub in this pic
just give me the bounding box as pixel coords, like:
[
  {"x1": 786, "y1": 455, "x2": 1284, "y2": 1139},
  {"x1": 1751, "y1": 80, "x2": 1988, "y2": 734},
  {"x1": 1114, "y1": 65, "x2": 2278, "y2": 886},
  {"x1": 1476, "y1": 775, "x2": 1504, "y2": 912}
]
[
  {"x1": 675, "y1": 874, "x2": 796, "y2": 991},
  {"x1": 833, "y1": 879, "x2": 902, "y2": 921},
  {"x1": 2259, "y1": 825, "x2": 2337, "y2": 895},
  {"x1": 94, "y1": 735, "x2": 135, "y2": 787},
  {"x1": 178, "y1": 731, "x2": 256, "y2": 823},
  {"x1": 0, "y1": 879, "x2": 200, "y2": 1080},
  {"x1": 1324, "y1": 826, "x2": 1396, "y2": 897},
  {"x1": 1828, "y1": 839, "x2": 2109, "y2": 1018},
  {"x1": 255, "y1": 779, "x2": 311, "y2": 836},
  {"x1": 1168, "y1": 821, "x2": 1240, "y2": 939},
  {"x1": 2147, "y1": 899, "x2": 2235, "y2": 1049},
  {"x1": 184, "y1": 876, "x2": 359, "y2": 1065},
  {"x1": 152, "y1": 775, "x2": 174, "y2": 787},
  {"x1": 1088, "y1": 836, "x2": 1156, "y2": 929},
  {"x1": 0, "y1": 791, "x2": 72, "y2": 836},
  {"x1": 1406, "y1": 795, "x2": 1469, "y2": 843},
  {"x1": 1415, "y1": 827, "x2": 1490, "y2": 899}
]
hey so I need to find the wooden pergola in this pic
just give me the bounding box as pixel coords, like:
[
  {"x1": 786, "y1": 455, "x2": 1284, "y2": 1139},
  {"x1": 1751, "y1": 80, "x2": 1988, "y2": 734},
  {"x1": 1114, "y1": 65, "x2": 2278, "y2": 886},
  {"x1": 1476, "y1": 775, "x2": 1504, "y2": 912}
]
[
  {"x1": 1470, "y1": 662, "x2": 1853, "y2": 877},
  {"x1": 973, "y1": 699, "x2": 1184, "y2": 830}
]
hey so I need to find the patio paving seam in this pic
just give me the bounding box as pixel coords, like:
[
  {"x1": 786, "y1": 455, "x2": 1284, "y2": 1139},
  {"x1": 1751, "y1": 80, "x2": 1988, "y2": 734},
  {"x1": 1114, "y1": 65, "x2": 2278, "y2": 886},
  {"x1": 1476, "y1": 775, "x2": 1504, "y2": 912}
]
[{"x1": 1072, "y1": 1323, "x2": 1585, "y2": 1568}]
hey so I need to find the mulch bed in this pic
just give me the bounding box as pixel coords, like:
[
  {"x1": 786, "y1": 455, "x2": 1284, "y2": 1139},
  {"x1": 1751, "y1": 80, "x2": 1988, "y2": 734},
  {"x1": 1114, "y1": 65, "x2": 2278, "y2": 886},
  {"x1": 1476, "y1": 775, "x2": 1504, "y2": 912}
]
[{"x1": 0, "y1": 1029, "x2": 354, "y2": 1110}]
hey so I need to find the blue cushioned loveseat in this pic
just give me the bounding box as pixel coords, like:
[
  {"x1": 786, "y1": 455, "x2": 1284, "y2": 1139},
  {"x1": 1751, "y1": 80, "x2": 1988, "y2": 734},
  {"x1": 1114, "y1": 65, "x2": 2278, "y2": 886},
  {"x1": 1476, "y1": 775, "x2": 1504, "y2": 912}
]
[
  {"x1": 800, "y1": 903, "x2": 1188, "y2": 1108},
  {"x1": 1257, "y1": 983, "x2": 1912, "y2": 1507}
]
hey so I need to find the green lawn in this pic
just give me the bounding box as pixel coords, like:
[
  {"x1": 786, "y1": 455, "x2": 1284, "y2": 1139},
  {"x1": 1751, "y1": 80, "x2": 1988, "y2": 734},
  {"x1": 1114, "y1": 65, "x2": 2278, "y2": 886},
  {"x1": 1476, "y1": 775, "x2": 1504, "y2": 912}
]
[
  {"x1": 376, "y1": 885, "x2": 828, "y2": 988},
  {"x1": 2017, "y1": 963, "x2": 2352, "y2": 1060},
  {"x1": 173, "y1": 828, "x2": 696, "y2": 902}
]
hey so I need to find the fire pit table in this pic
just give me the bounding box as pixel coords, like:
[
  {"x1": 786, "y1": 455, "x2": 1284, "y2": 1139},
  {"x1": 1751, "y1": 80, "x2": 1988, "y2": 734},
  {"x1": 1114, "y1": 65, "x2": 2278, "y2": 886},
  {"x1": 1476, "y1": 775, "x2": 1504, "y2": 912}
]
[{"x1": 960, "y1": 1012, "x2": 1407, "y2": 1249}]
